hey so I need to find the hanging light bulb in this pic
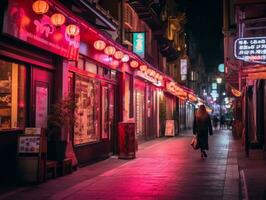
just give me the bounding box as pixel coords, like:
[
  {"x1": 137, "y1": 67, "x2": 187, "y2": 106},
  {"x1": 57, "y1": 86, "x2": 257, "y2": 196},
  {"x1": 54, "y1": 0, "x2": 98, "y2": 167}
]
[
  {"x1": 93, "y1": 40, "x2": 106, "y2": 50},
  {"x1": 139, "y1": 65, "x2": 147, "y2": 72},
  {"x1": 130, "y1": 60, "x2": 139, "y2": 68},
  {"x1": 114, "y1": 51, "x2": 124, "y2": 59},
  {"x1": 104, "y1": 46, "x2": 116, "y2": 56},
  {"x1": 66, "y1": 24, "x2": 80, "y2": 37},
  {"x1": 155, "y1": 73, "x2": 160, "y2": 79},
  {"x1": 50, "y1": 13, "x2": 65, "y2": 27},
  {"x1": 32, "y1": 0, "x2": 49, "y2": 14},
  {"x1": 121, "y1": 54, "x2": 129, "y2": 62}
]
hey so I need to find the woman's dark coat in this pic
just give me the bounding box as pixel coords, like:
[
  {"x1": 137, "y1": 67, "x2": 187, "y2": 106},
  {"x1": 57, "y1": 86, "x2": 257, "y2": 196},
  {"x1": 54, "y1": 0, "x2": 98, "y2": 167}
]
[{"x1": 193, "y1": 114, "x2": 213, "y2": 150}]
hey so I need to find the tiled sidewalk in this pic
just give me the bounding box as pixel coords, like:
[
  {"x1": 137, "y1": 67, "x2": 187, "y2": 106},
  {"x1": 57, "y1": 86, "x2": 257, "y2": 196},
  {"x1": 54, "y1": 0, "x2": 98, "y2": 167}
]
[{"x1": 0, "y1": 130, "x2": 238, "y2": 200}]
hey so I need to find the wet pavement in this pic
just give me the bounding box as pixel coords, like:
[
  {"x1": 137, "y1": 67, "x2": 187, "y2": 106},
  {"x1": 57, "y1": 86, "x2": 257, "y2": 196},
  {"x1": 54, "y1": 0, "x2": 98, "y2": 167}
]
[{"x1": 0, "y1": 130, "x2": 238, "y2": 200}]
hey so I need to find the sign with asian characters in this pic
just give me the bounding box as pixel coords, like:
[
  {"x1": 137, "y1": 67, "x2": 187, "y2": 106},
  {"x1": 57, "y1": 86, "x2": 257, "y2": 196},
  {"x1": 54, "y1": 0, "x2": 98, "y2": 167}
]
[
  {"x1": 133, "y1": 32, "x2": 145, "y2": 58},
  {"x1": 234, "y1": 37, "x2": 266, "y2": 64},
  {"x1": 3, "y1": 0, "x2": 80, "y2": 60}
]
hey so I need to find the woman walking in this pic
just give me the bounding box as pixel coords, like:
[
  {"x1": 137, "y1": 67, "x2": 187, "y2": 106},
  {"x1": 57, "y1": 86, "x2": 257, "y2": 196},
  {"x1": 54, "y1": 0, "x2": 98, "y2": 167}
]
[{"x1": 193, "y1": 105, "x2": 213, "y2": 158}]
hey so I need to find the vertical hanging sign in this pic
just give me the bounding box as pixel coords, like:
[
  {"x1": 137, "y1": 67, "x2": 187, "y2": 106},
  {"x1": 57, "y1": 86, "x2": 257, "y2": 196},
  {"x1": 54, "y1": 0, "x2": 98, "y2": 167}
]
[
  {"x1": 180, "y1": 58, "x2": 187, "y2": 80},
  {"x1": 133, "y1": 32, "x2": 145, "y2": 58}
]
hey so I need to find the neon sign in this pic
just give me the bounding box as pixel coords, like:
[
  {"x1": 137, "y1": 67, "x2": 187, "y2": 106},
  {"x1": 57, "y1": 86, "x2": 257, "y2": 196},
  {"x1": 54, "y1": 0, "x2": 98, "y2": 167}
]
[
  {"x1": 3, "y1": 0, "x2": 80, "y2": 60},
  {"x1": 234, "y1": 37, "x2": 266, "y2": 64},
  {"x1": 34, "y1": 17, "x2": 54, "y2": 38},
  {"x1": 218, "y1": 64, "x2": 224, "y2": 72},
  {"x1": 136, "y1": 71, "x2": 162, "y2": 87},
  {"x1": 133, "y1": 32, "x2": 145, "y2": 58},
  {"x1": 212, "y1": 83, "x2": 217, "y2": 90},
  {"x1": 180, "y1": 59, "x2": 187, "y2": 75}
]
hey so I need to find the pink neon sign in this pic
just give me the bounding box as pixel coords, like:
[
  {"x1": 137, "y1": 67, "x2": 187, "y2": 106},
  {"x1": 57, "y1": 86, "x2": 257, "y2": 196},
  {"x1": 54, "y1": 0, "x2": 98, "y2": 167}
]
[{"x1": 3, "y1": 0, "x2": 80, "y2": 60}]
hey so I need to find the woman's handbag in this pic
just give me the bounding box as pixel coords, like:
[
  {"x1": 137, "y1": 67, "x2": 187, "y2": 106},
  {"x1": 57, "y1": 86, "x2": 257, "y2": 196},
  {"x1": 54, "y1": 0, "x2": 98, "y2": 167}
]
[{"x1": 191, "y1": 135, "x2": 199, "y2": 150}]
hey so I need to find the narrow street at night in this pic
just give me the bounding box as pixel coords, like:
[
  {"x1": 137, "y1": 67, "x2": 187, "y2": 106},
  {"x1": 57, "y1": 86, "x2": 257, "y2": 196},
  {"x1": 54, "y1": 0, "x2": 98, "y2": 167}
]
[
  {"x1": 1, "y1": 130, "x2": 238, "y2": 200},
  {"x1": 1, "y1": 0, "x2": 266, "y2": 199}
]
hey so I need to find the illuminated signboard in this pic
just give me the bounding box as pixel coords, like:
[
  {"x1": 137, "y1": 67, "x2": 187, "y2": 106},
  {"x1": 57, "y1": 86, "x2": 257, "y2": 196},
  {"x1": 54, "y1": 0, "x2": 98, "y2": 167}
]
[
  {"x1": 234, "y1": 37, "x2": 266, "y2": 64},
  {"x1": 218, "y1": 64, "x2": 224, "y2": 72},
  {"x1": 180, "y1": 59, "x2": 188, "y2": 75},
  {"x1": 135, "y1": 71, "x2": 162, "y2": 87},
  {"x1": 211, "y1": 90, "x2": 219, "y2": 98},
  {"x1": 212, "y1": 83, "x2": 217, "y2": 90},
  {"x1": 3, "y1": 0, "x2": 80, "y2": 60},
  {"x1": 133, "y1": 32, "x2": 145, "y2": 58}
]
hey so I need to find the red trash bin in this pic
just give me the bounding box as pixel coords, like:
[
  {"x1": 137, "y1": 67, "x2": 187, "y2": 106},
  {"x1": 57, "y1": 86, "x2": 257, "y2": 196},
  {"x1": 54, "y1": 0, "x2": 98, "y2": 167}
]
[{"x1": 118, "y1": 121, "x2": 136, "y2": 159}]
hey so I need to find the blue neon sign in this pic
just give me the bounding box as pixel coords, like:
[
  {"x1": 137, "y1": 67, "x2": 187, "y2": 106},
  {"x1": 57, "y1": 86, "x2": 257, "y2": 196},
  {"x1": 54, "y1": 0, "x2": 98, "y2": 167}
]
[{"x1": 133, "y1": 32, "x2": 145, "y2": 58}]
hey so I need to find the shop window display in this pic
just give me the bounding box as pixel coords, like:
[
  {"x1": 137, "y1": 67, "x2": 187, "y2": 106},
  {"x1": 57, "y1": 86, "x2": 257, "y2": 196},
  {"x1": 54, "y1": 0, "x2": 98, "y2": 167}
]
[
  {"x1": 74, "y1": 75, "x2": 100, "y2": 145},
  {"x1": 85, "y1": 61, "x2": 97, "y2": 74},
  {"x1": 101, "y1": 86, "x2": 109, "y2": 139},
  {"x1": 135, "y1": 90, "x2": 145, "y2": 136},
  {"x1": 0, "y1": 59, "x2": 26, "y2": 130}
]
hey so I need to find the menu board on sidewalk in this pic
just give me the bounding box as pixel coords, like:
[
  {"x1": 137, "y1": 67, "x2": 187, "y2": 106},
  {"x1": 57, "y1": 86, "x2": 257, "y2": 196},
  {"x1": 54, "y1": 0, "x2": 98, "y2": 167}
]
[
  {"x1": 165, "y1": 120, "x2": 175, "y2": 136},
  {"x1": 18, "y1": 136, "x2": 41, "y2": 153}
]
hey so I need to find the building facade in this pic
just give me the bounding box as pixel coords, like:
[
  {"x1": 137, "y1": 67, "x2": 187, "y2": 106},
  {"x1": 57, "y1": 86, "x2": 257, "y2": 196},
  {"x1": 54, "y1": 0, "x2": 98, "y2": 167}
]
[
  {"x1": 0, "y1": 0, "x2": 200, "y2": 184},
  {"x1": 223, "y1": 0, "x2": 266, "y2": 155}
]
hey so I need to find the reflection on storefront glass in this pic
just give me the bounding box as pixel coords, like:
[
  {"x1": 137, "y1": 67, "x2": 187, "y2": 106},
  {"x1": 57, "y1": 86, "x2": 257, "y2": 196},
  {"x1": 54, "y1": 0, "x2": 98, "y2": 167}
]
[
  {"x1": 0, "y1": 60, "x2": 26, "y2": 130},
  {"x1": 74, "y1": 76, "x2": 100, "y2": 145},
  {"x1": 135, "y1": 91, "x2": 144, "y2": 136}
]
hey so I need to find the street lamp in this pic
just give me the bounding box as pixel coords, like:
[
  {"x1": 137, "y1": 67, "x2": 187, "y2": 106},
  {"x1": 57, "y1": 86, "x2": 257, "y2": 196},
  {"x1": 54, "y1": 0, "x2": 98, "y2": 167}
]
[{"x1": 216, "y1": 77, "x2": 222, "y2": 84}]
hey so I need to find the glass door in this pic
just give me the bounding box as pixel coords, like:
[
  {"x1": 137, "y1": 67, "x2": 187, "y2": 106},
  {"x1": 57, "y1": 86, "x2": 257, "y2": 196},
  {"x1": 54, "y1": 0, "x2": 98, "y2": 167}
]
[
  {"x1": 135, "y1": 89, "x2": 145, "y2": 137},
  {"x1": 101, "y1": 85, "x2": 109, "y2": 139}
]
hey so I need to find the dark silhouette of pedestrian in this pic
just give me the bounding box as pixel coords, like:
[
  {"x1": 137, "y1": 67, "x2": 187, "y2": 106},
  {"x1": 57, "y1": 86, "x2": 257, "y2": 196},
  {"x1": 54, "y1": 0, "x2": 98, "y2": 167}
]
[
  {"x1": 193, "y1": 105, "x2": 213, "y2": 158},
  {"x1": 220, "y1": 115, "x2": 225, "y2": 129},
  {"x1": 213, "y1": 115, "x2": 219, "y2": 130}
]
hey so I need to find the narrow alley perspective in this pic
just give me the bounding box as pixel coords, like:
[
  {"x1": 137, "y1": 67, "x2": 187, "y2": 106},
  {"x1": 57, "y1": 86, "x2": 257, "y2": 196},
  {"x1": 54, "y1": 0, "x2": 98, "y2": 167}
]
[
  {"x1": 1, "y1": 0, "x2": 266, "y2": 200},
  {"x1": 2, "y1": 130, "x2": 238, "y2": 200}
]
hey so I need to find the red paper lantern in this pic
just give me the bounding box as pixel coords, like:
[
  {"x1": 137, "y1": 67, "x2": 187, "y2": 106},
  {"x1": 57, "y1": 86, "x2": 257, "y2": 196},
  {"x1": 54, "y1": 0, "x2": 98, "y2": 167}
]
[
  {"x1": 146, "y1": 68, "x2": 152, "y2": 74},
  {"x1": 155, "y1": 73, "x2": 160, "y2": 79},
  {"x1": 158, "y1": 75, "x2": 163, "y2": 81},
  {"x1": 51, "y1": 13, "x2": 65, "y2": 27},
  {"x1": 121, "y1": 54, "x2": 129, "y2": 62},
  {"x1": 139, "y1": 65, "x2": 147, "y2": 72},
  {"x1": 104, "y1": 46, "x2": 116, "y2": 56},
  {"x1": 114, "y1": 51, "x2": 124, "y2": 59},
  {"x1": 32, "y1": 0, "x2": 49, "y2": 14},
  {"x1": 66, "y1": 24, "x2": 80, "y2": 37},
  {"x1": 130, "y1": 60, "x2": 139, "y2": 68},
  {"x1": 149, "y1": 70, "x2": 155, "y2": 76},
  {"x1": 94, "y1": 40, "x2": 106, "y2": 50}
]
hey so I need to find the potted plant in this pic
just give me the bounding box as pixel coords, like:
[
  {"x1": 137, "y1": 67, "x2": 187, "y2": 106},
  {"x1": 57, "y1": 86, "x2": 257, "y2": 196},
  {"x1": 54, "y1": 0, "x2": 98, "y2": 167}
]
[{"x1": 47, "y1": 95, "x2": 76, "y2": 162}]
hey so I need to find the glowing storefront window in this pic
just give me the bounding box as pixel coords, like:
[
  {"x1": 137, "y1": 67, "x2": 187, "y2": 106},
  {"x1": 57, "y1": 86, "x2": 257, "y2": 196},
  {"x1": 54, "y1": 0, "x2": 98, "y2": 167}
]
[
  {"x1": 74, "y1": 76, "x2": 100, "y2": 145},
  {"x1": 0, "y1": 60, "x2": 26, "y2": 130}
]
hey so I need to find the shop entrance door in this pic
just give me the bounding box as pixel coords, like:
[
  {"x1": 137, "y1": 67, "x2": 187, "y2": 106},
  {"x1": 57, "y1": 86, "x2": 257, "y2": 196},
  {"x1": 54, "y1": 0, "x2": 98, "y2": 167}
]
[
  {"x1": 31, "y1": 67, "x2": 53, "y2": 128},
  {"x1": 101, "y1": 84, "x2": 116, "y2": 154},
  {"x1": 135, "y1": 90, "x2": 145, "y2": 138}
]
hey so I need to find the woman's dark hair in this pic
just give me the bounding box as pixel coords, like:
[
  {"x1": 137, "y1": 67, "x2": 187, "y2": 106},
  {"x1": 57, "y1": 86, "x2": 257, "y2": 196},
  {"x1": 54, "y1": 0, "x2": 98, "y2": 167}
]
[{"x1": 196, "y1": 105, "x2": 208, "y2": 118}]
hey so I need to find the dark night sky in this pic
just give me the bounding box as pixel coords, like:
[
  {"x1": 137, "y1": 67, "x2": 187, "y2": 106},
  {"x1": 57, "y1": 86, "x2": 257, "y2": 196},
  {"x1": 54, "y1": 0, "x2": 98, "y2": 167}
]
[{"x1": 178, "y1": 0, "x2": 224, "y2": 72}]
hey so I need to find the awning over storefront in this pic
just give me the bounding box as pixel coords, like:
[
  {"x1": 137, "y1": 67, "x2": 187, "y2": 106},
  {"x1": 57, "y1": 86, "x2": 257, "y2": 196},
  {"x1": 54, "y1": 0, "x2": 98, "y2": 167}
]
[{"x1": 165, "y1": 79, "x2": 198, "y2": 103}]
